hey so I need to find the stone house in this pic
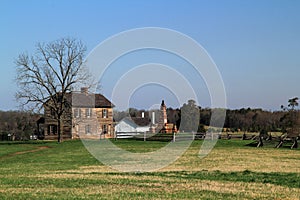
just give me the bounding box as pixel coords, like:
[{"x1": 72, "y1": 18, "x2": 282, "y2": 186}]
[{"x1": 43, "y1": 88, "x2": 114, "y2": 140}]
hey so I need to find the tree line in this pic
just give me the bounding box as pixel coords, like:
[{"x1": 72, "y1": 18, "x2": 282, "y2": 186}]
[
  {"x1": 0, "y1": 111, "x2": 40, "y2": 141},
  {"x1": 114, "y1": 98, "x2": 299, "y2": 134},
  {"x1": 0, "y1": 99, "x2": 298, "y2": 141}
]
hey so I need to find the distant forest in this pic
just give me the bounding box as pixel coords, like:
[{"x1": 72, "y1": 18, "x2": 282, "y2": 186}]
[
  {"x1": 115, "y1": 105, "x2": 291, "y2": 133},
  {"x1": 0, "y1": 111, "x2": 40, "y2": 141},
  {"x1": 0, "y1": 105, "x2": 296, "y2": 140}
]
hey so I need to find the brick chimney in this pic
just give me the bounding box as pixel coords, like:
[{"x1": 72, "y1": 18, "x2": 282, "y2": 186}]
[{"x1": 81, "y1": 87, "x2": 88, "y2": 95}]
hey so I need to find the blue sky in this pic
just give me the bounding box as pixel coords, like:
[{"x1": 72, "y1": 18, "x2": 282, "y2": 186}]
[{"x1": 1, "y1": 0, "x2": 300, "y2": 111}]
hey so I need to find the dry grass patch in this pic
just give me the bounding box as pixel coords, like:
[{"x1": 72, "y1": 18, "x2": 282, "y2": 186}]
[
  {"x1": 162, "y1": 144, "x2": 300, "y2": 173},
  {"x1": 1, "y1": 174, "x2": 299, "y2": 200}
]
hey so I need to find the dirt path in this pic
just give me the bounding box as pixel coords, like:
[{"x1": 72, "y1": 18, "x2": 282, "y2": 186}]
[{"x1": 0, "y1": 146, "x2": 50, "y2": 160}]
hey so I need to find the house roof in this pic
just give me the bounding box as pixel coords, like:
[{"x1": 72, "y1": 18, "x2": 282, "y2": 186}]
[
  {"x1": 131, "y1": 117, "x2": 151, "y2": 127},
  {"x1": 119, "y1": 118, "x2": 138, "y2": 129},
  {"x1": 68, "y1": 92, "x2": 114, "y2": 108},
  {"x1": 94, "y1": 94, "x2": 114, "y2": 108},
  {"x1": 119, "y1": 117, "x2": 151, "y2": 128}
]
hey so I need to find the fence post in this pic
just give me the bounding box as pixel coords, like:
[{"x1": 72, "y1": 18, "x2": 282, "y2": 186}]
[
  {"x1": 144, "y1": 131, "x2": 146, "y2": 141},
  {"x1": 173, "y1": 132, "x2": 176, "y2": 142}
]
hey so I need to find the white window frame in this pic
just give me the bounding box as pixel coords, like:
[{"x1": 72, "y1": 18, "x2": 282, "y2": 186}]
[
  {"x1": 86, "y1": 108, "x2": 92, "y2": 118},
  {"x1": 85, "y1": 124, "x2": 91, "y2": 134},
  {"x1": 102, "y1": 109, "x2": 107, "y2": 118},
  {"x1": 74, "y1": 108, "x2": 81, "y2": 118}
]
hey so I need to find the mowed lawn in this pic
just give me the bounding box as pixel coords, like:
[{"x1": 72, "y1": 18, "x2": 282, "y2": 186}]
[{"x1": 0, "y1": 139, "x2": 299, "y2": 199}]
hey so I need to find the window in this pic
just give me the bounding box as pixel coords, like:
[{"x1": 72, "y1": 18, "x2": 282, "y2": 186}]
[
  {"x1": 102, "y1": 109, "x2": 107, "y2": 118},
  {"x1": 48, "y1": 125, "x2": 57, "y2": 135},
  {"x1": 86, "y1": 108, "x2": 92, "y2": 118},
  {"x1": 50, "y1": 108, "x2": 55, "y2": 116},
  {"x1": 74, "y1": 108, "x2": 81, "y2": 118},
  {"x1": 85, "y1": 124, "x2": 91, "y2": 134}
]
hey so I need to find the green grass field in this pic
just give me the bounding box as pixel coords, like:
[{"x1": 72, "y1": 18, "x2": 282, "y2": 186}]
[{"x1": 0, "y1": 139, "x2": 299, "y2": 199}]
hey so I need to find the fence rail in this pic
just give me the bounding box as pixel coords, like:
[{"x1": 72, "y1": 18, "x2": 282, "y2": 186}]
[{"x1": 115, "y1": 132, "x2": 221, "y2": 142}]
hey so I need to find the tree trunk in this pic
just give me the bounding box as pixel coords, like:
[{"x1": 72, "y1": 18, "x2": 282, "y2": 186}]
[{"x1": 57, "y1": 117, "x2": 63, "y2": 143}]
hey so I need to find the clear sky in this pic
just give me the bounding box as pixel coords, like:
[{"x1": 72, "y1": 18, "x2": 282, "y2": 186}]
[{"x1": 1, "y1": 0, "x2": 300, "y2": 111}]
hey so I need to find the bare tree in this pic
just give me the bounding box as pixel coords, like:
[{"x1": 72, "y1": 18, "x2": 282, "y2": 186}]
[{"x1": 15, "y1": 38, "x2": 90, "y2": 143}]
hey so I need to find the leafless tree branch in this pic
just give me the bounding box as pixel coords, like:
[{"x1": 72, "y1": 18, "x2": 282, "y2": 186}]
[{"x1": 15, "y1": 37, "x2": 92, "y2": 142}]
